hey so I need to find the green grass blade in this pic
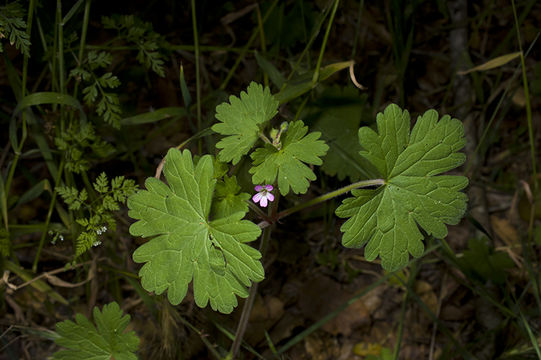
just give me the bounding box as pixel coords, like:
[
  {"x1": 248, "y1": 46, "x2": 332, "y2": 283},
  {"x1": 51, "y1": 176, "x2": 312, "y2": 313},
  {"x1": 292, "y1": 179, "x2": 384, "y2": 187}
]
[
  {"x1": 12, "y1": 92, "x2": 87, "y2": 123},
  {"x1": 62, "y1": 0, "x2": 84, "y2": 24},
  {"x1": 179, "y1": 64, "x2": 192, "y2": 108},
  {"x1": 0, "y1": 174, "x2": 8, "y2": 229},
  {"x1": 255, "y1": 51, "x2": 285, "y2": 88},
  {"x1": 15, "y1": 179, "x2": 52, "y2": 207},
  {"x1": 519, "y1": 311, "x2": 541, "y2": 359},
  {"x1": 120, "y1": 107, "x2": 187, "y2": 126},
  {"x1": 274, "y1": 60, "x2": 353, "y2": 104}
]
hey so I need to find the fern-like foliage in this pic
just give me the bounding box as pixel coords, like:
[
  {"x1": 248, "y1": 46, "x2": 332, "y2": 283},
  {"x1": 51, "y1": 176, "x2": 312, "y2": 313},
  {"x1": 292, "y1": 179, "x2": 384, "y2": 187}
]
[
  {"x1": 57, "y1": 173, "x2": 137, "y2": 257},
  {"x1": 102, "y1": 15, "x2": 166, "y2": 77},
  {"x1": 54, "y1": 122, "x2": 115, "y2": 174},
  {"x1": 70, "y1": 51, "x2": 122, "y2": 128},
  {"x1": 0, "y1": 1, "x2": 31, "y2": 56}
]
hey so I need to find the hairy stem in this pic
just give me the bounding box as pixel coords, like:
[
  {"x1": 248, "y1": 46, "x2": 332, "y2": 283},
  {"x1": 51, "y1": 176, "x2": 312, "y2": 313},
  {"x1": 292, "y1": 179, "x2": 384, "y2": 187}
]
[
  {"x1": 275, "y1": 178, "x2": 385, "y2": 222},
  {"x1": 312, "y1": 0, "x2": 340, "y2": 85}
]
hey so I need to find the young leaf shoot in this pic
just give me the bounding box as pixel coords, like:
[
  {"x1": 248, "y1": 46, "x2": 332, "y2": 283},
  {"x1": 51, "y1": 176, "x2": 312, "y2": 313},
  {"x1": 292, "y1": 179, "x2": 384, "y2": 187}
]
[{"x1": 212, "y1": 82, "x2": 279, "y2": 165}]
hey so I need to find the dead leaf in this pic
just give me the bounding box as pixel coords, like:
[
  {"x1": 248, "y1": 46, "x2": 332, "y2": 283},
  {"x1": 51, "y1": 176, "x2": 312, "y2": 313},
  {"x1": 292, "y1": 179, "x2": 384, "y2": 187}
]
[
  {"x1": 414, "y1": 280, "x2": 438, "y2": 314},
  {"x1": 512, "y1": 87, "x2": 526, "y2": 107},
  {"x1": 298, "y1": 275, "x2": 383, "y2": 336},
  {"x1": 353, "y1": 342, "x2": 382, "y2": 357},
  {"x1": 491, "y1": 215, "x2": 519, "y2": 246},
  {"x1": 458, "y1": 52, "x2": 522, "y2": 75}
]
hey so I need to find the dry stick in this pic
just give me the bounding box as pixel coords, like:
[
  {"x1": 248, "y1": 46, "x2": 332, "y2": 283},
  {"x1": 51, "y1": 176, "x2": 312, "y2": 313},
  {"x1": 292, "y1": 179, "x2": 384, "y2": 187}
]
[{"x1": 4, "y1": 259, "x2": 98, "y2": 291}]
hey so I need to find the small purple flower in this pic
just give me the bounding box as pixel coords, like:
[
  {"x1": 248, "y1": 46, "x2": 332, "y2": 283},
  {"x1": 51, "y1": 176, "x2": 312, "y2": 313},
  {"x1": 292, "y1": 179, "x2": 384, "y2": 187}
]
[{"x1": 252, "y1": 184, "x2": 274, "y2": 207}]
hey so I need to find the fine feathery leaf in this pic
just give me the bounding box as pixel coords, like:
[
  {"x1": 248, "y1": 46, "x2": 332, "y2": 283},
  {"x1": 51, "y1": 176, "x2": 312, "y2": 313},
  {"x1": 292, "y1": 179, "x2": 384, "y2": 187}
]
[
  {"x1": 0, "y1": 2, "x2": 31, "y2": 56},
  {"x1": 335, "y1": 104, "x2": 468, "y2": 271},
  {"x1": 250, "y1": 120, "x2": 329, "y2": 195},
  {"x1": 52, "y1": 302, "x2": 139, "y2": 360},
  {"x1": 128, "y1": 149, "x2": 264, "y2": 313},
  {"x1": 212, "y1": 82, "x2": 279, "y2": 165}
]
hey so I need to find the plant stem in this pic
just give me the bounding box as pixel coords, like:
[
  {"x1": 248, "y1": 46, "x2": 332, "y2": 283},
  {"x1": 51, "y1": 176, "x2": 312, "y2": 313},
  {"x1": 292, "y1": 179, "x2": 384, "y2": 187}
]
[
  {"x1": 230, "y1": 192, "x2": 279, "y2": 359},
  {"x1": 255, "y1": 5, "x2": 268, "y2": 87},
  {"x1": 177, "y1": 316, "x2": 222, "y2": 360},
  {"x1": 73, "y1": 0, "x2": 91, "y2": 99},
  {"x1": 190, "y1": 0, "x2": 202, "y2": 153},
  {"x1": 4, "y1": 0, "x2": 36, "y2": 220},
  {"x1": 312, "y1": 0, "x2": 339, "y2": 85},
  {"x1": 511, "y1": 0, "x2": 541, "y2": 315},
  {"x1": 33, "y1": 159, "x2": 65, "y2": 272},
  {"x1": 276, "y1": 178, "x2": 385, "y2": 221},
  {"x1": 511, "y1": 0, "x2": 536, "y2": 189},
  {"x1": 56, "y1": 0, "x2": 67, "y2": 131},
  {"x1": 220, "y1": 0, "x2": 279, "y2": 90}
]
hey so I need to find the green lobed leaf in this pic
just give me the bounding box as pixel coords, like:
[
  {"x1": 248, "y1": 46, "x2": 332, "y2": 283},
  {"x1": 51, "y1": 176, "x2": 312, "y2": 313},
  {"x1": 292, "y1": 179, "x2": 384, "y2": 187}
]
[
  {"x1": 52, "y1": 302, "x2": 139, "y2": 360},
  {"x1": 335, "y1": 104, "x2": 468, "y2": 271},
  {"x1": 211, "y1": 175, "x2": 250, "y2": 219},
  {"x1": 128, "y1": 149, "x2": 264, "y2": 313},
  {"x1": 212, "y1": 82, "x2": 279, "y2": 165},
  {"x1": 249, "y1": 120, "x2": 329, "y2": 195}
]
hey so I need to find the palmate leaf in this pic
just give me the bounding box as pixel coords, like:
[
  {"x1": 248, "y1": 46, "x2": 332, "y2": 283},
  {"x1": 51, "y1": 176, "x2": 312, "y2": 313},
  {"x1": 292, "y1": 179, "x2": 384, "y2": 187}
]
[
  {"x1": 128, "y1": 149, "x2": 264, "y2": 313},
  {"x1": 336, "y1": 104, "x2": 468, "y2": 271},
  {"x1": 210, "y1": 175, "x2": 250, "y2": 219},
  {"x1": 212, "y1": 82, "x2": 279, "y2": 165},
  {"x1": 250, "y1": 120, "x2": 329, "y2": 195},
  {"x1": 53, "y1": 302, "x2": 139, "y2": 360}
]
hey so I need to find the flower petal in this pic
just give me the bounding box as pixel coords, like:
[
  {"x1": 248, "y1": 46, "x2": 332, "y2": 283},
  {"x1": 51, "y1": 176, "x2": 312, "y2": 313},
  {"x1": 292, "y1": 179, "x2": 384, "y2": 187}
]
[
  {"x1": 266, "y1": 193, "x2": 274, "y2": 202},
  {"x1": 260, "y1": 196, "x2": 268, "y2": 207},
  {"x1": 255, "y1": 185, "x2": 264, "y2": 192},
  {"x1": 252, "y1": 193, "x2": 263, "y2": 203},
  {"x1": 264, "y1": 185, "x2": 273, "y2": 191}
]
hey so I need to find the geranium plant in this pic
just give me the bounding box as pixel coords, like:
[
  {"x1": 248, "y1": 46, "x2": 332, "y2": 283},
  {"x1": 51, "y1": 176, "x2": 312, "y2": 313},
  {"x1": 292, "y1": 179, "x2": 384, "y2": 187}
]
[{"x1": 127, "y1": 82, "x2": 468, "y2": 316}]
